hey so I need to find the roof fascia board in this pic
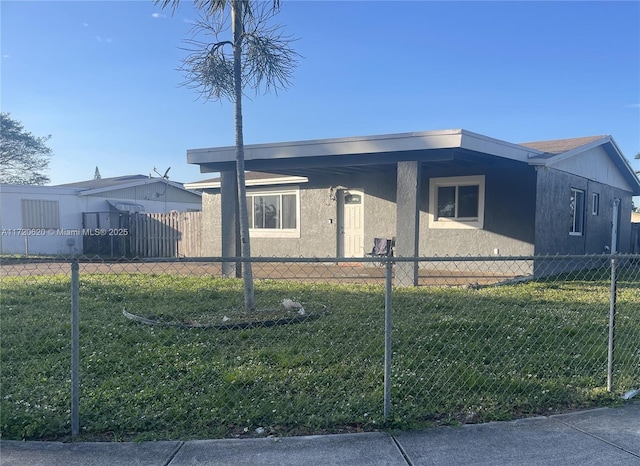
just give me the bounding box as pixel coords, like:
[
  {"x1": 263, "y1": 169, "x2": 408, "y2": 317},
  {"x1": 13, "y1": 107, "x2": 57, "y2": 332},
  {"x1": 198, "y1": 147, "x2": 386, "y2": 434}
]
[
  {"x1": 185, "y1": 175, "x2": 309, "y2": 190},
  {"x1": 530, "y1": 137, "x2": 610, "y2": 167},
  {"x1": 78, "y1": 178, "x2": 191, "y2": 196},
  {"x1": 527, "y1": 136, "x2": 640, "y2": 195},
  {"x1": 604, "y1": 138, "x2": 640, "y2": 194},
  {"x1": 187, "y1": 129, "x2": 466, "y2": 165},
  {"x1": 459, "y1": 130, "x2": 544, "y2": 162},
  {"x1": 0, "y1": 184, "x2": 81, "y2": 195},
  {"x1": 188, "y1": 129, "x2": 549, "y2": 168}
]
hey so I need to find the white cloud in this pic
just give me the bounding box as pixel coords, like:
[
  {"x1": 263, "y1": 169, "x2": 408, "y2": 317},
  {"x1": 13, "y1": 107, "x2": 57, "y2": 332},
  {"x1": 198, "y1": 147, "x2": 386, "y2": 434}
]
[
  {"x1": 2, "y1": 54, "x2": 9, "y2": 59},
  {"x1": 151, "y1": 12, "x2": 166, "y2": 19},
  {"x1": 82, "y1": 22, "x2": 89, "y2": 27},
  {"x1": 627, "y1": 104, "x2": 640, "y2": 108}
]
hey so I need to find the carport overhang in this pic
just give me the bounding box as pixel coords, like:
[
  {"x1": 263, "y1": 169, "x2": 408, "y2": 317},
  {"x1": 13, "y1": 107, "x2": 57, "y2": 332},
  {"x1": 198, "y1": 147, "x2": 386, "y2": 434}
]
[
  {"x1": 187, "y1": 129, "x2": 544, "y2": 286},
  {"x1": 187, "y1": 129, "x2": 542, "y2": 178}
]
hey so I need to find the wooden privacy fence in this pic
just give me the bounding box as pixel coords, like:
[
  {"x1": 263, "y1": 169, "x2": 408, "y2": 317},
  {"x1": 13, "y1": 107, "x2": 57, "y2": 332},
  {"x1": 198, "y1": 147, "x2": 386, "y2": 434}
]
[{"x1": 129, "y1": 211, "x2": 202, "y2": 258}]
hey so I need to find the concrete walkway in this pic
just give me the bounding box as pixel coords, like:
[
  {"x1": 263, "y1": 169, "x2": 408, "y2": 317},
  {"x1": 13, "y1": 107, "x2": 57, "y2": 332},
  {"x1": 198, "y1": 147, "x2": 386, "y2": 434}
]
[{"x1": 2, "y1": 402, "x2": 638, "y2": 465}]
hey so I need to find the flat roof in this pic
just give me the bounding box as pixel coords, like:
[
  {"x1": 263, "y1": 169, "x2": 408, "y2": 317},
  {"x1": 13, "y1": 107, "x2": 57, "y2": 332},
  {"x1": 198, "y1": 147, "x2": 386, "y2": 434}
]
[
  {"x1": 187, "y1": 129, "x2": 543, "y2": 170},
  {"x1": 186, "y1": 129, "x2": 640, "y2": 195}
]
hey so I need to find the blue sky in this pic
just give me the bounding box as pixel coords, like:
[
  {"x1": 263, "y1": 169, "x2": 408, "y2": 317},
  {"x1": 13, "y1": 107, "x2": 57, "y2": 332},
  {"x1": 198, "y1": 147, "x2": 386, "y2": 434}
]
[{"x1": 2, "y1": 1, "x2": 639, "y2": 186}]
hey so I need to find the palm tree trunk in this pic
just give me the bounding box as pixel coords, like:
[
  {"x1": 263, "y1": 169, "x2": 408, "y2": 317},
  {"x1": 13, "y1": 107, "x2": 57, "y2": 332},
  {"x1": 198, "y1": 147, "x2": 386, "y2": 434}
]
[{"x1": 231, "y1": 0, "x2": 255, "y2": 310}]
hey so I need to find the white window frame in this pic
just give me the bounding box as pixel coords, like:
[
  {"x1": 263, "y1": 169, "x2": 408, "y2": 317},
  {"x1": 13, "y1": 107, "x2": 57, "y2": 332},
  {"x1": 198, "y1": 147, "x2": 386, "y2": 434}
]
[
  {"x1": 247, "y1": 186, "x2": 300, "y2": 238},
  {"x1": 570, "y1": 188, "x2": 585, "y2": 236},
  {"x1": 428, "y1": 175, "x2": 485, "y2": 229},
  {"x1": 591, "y1": 193, "x2": 600, "y2": 216}
]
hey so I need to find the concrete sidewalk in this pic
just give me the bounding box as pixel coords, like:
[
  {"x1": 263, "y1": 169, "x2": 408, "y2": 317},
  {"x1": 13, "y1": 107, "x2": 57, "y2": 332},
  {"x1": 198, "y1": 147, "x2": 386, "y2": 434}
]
[{"x1": 2, "y1": 402, "x2": 638, "y2": 465}]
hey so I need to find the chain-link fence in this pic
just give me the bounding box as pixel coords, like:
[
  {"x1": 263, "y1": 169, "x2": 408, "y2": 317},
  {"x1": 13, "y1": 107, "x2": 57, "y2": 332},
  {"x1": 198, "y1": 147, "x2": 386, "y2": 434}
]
[{"x1": 1, "y1": 254, "x2": 638, "y2": 441}]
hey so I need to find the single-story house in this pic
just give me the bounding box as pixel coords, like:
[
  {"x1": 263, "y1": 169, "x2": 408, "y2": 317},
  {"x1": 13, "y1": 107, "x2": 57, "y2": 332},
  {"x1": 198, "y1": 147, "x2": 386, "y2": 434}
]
[
  {"x1": 1, "y1": 175, "x2": 201, "y2": 255},
  {"x1": 185, "y1": 129, "x2": 640, "y2": 283}
]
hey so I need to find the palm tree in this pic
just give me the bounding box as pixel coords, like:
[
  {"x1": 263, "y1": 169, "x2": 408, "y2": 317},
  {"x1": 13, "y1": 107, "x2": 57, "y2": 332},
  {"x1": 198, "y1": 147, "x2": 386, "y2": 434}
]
[
  {"x1": 231, "y1": 0, "x2": 254, "y2": 310},
  {"x1": 156, "y1": 0, "x2": 297, "y2": 310},
  {"x1": 156, "y1": 0, "x2": 278, "y2": 15}
]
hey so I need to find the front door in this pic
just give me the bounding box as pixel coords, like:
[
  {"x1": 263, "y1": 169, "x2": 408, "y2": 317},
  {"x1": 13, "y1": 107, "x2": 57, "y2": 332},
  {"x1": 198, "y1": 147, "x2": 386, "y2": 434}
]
[{"x1": 338, "y1": 190, "x2": 364, "y2": 257}]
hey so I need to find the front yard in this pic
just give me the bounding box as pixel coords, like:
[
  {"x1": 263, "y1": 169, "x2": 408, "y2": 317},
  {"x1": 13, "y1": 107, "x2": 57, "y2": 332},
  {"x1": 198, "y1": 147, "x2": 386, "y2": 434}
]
[{"x1": 1, "y1": 267, "x2": 638, "y2": 441}]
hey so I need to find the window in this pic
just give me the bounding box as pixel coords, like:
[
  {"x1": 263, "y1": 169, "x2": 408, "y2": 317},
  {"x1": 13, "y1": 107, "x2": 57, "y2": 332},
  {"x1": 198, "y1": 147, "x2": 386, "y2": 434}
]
[
  {"x1": 591, "y1": 193, "x2": 600, "y2": 216},
  {"x1": 247, "y1": 188, "x2": 299, "y2": 238},
  {"x1": 429, "y1": 176, "x2": 485, "y2": 229},
  {"x1": 344, "y1": 193, "x2": 361, "y2": 205},
  {"x1": 21, "y1": 199, "x2": 60, "y2": 229},
  {"x1": 570, "y1": 188, "x2": 585, "y2": 235}
]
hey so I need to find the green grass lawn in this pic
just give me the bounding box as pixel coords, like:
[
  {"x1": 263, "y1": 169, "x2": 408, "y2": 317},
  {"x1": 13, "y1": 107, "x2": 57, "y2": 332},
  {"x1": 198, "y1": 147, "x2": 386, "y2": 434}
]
[{"x1": 1, "y1": 268, "x2": 638, "y2": 441}]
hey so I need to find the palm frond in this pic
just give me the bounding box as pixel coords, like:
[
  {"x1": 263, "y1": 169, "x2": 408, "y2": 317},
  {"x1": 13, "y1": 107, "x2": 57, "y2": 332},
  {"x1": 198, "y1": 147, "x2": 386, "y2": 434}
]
[{"x1": 178, "y1": 0, "x2": 299, "y2": 102}]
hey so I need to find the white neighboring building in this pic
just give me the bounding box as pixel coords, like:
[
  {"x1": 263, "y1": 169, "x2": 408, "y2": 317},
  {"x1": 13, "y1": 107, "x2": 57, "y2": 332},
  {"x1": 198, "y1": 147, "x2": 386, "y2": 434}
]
[{"x1": 0, "y1": 175, "x2": 201, "y2": 255}]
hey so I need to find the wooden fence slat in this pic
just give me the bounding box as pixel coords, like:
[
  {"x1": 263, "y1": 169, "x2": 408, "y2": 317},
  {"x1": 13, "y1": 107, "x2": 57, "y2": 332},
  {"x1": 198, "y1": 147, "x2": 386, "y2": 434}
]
[
  {"x1": 126, "y1": 211, "x2": 202, "y2": 258},
  {"x1": 176, "y1": 211, "x2": 202, "y2": 257}
]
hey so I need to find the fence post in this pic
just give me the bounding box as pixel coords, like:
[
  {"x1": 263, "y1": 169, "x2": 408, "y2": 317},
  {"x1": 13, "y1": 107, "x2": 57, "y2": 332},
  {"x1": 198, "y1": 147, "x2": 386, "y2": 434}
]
[
  {"x1": 607, "y1": 255, "x2": 617, "y2": 392},
  {"x1": 607, "y1": 198, "x2": 620, "y2": 393},
  {"x1": 384, "y1": 258, "x2": 393, "y2": 418},
  {"x1": 71, "y1": 260, "x2": 80, "y2": 437}
]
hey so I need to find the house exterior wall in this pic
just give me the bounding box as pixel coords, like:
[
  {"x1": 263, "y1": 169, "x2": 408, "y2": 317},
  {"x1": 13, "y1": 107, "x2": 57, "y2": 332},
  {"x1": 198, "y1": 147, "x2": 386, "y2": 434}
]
[
  {"x1": 357, "y1": 163, "x2": 538, "y2": 259},
  {"x1": 0, "y1": 185, "x2": 85, "y2": 255},
  {"x1": 534, "y1": 167, "x2": 634, "y2": 255},
  {"x1": 201, "y1": 183, "x2": 339, "y2": 257},
  {"x1": 298, "y1": 185, "x2": 340, "y2": 256},
  {"x1": 619, "y1": 196, "x2": 633, "y2": 253},
  {"x1": 198, "y1": 159, "x2": 634, "y2": 263},
  {"x1": 200, "y1": 162, "x2": 539, "y2": 259},
  {"x1": 363, "y1": 172, "x2": 398, "y2": 245},
  {"x1": 632, "y1": 222, "x2": 640, "y2": 254},
  {"x1": 1, "y1": 184, "x2": 202, "y2": 256},
  {"x1": 86, "y1": 182, "x2": 202, "y2": 205},
  {"x1": 83, "y1": 195, "x2": 200, "y2": 214},
  {"x1": 548, "y1": 145, "x2": 632, "y2": 192},
  {"x1": 584, "y1": 184, "x2": 632, "y2": 254},
  {"x1": 250, "y1": 186, "x2": 337, "y2": 257},
  {"x1": 418, "y1": 160, "x2": 537, "y2": 257},
  {"x1": 201, "y1": 173, "x2": 399, "y2": 258}
]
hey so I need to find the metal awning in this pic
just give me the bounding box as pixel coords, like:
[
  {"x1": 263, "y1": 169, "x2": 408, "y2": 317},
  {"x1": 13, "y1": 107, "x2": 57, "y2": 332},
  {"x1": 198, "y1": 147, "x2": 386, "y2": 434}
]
[{"x1": 107, "y1": 200, "x2": 145, "y2": 212}]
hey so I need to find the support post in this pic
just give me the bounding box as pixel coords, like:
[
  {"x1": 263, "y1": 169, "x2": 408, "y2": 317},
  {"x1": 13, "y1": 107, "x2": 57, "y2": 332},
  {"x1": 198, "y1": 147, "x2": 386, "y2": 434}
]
[
  {"x1": 220, "y1": 169, "x2": 240, "y2": 278},
  {"x1": 607, "y1": 198, "x2": 620, "y2": 392},
  {"x1": 395, "y1": 161, "x2": 421, "y2": 287},
  {"x1": 607, "y1": 255, "x2": 617, "y2": 392},
  {"x1": 71, "y1": 261, "x2": 80, "y2": 437}
]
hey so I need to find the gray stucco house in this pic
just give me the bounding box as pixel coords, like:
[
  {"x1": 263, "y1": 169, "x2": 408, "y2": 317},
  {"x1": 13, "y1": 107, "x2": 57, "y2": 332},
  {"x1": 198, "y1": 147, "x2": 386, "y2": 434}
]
[{"x1": 185, "y1": 129, "x2": 640, "y2": 281}]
